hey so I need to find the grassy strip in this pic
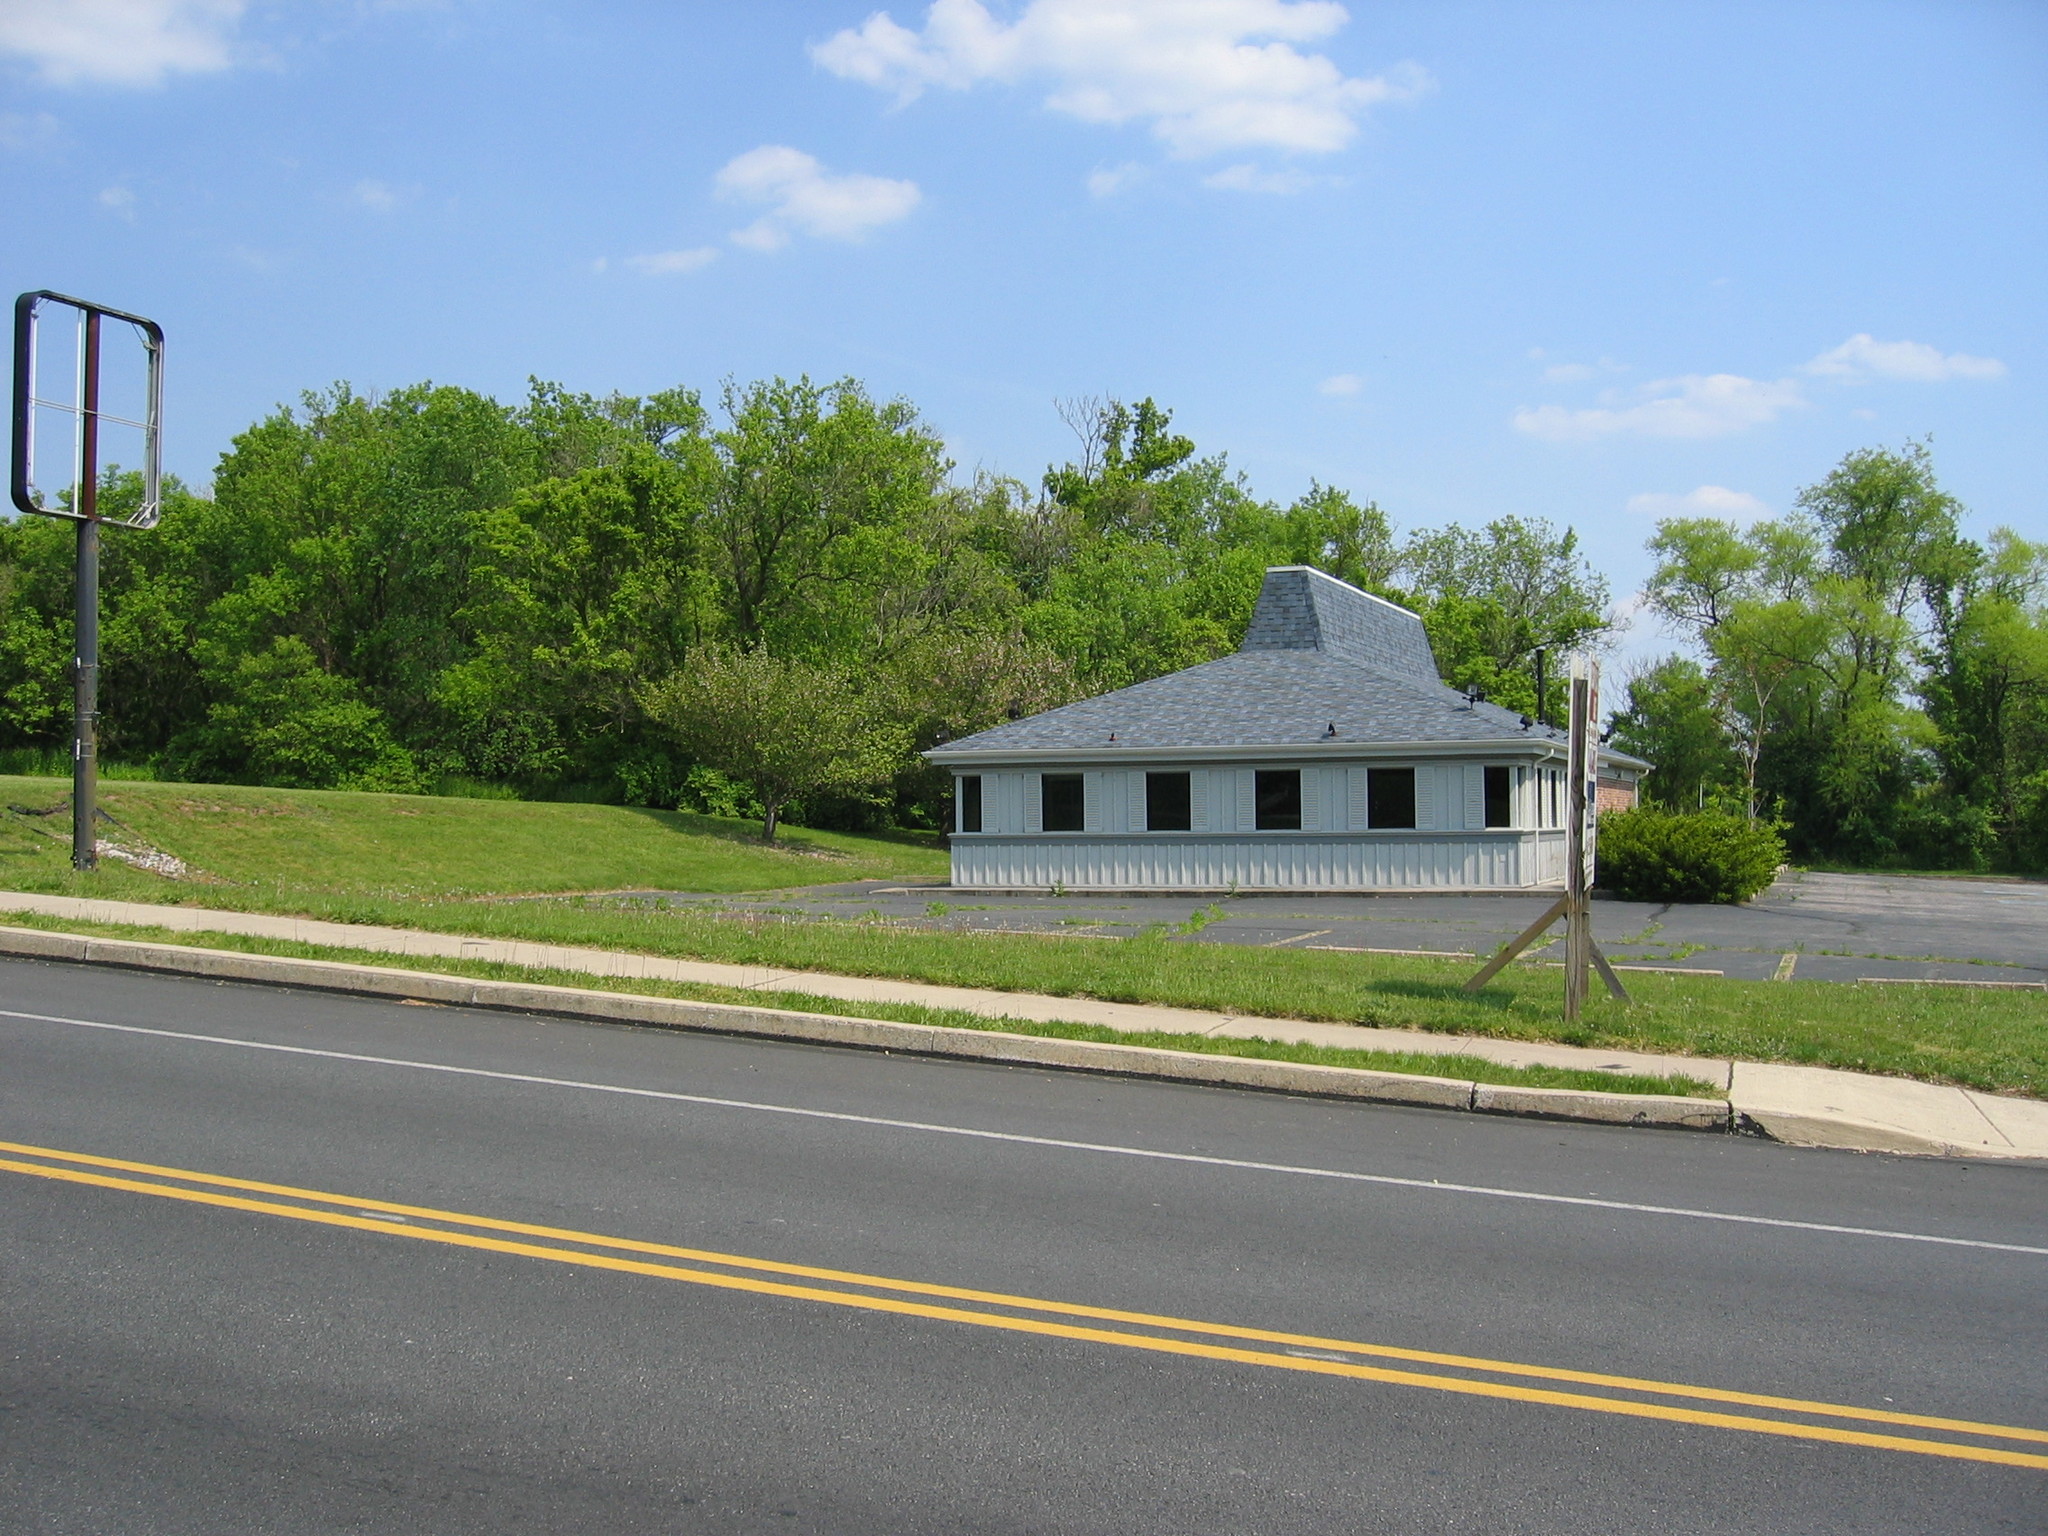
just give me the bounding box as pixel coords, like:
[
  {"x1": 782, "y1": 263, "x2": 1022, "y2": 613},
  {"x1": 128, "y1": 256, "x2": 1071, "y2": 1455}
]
[
  {"x1": 0, "y1": 774, "x2": 948, "y2": 895},
  {"x1": 5, "y1": 866, "x2": 2043, "y2": 1100},
  {"x1": 0, "y1": 913, "x2": 1718, "y2": 1097}
]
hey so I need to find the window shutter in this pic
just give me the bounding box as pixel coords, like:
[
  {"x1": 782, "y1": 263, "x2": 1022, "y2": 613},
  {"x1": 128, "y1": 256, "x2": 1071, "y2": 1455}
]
[
  {"x1": 1190, "y1": 771, "x2": 1209, "y2": 831},
  {"x1": 1236, "y1": 770, "x2": 1255, "y2": 832},
  {"x1": 1463, "y1": 765, "x2": 1483, "y2": 830},
  {"x1": 1347, "y1": 768, "x2": 1368, "y2": 829},
  {"x1": 1084, "y1": 772, "x2": 1102, "y2": 833},
  {"x1": 1128, "y1": 771, "x2": 1146, "y2": 832},
  {"x1": 1024, "y1": 772, "x2": 1043, "y2": 833},
  {"x1": 1300, "y1": 768, "x2": 1320, "y2": 831},
  {"x1": 1414, "y1": 766, "x2": 1435, "y2": 830}
]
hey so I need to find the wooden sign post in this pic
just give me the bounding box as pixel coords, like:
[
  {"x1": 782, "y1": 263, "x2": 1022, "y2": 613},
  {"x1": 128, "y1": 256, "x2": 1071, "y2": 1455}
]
[{"x1": 1463, "y1": 653, "x2": 1629, "y2": 1016}]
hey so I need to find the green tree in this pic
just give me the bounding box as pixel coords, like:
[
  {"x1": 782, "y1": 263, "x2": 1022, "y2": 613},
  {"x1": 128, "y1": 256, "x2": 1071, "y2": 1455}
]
[
  {"x1": 448, "y1": 446, "x2": 709, "y2": 785},
  {"x1": 1919, "y1": 530, "x2": 2048, "y2": 868},
  {"x1": 1395, "y1": 515, "x2": 1610, "y2": 714},
  {"x1": 1610, "y1": 658, "x2": 1741, "y2": 810},
  {"x1": 1642, "y1": 442, "x2": 2033, "y2": 865},
  {"x1": 706, "y1": 376, "x2": 950, "y2": 656},
  {"x1": 167, "y1": 636, "x2": 424, "y2": 791},
  {"x1": 1042, "y1": 396, "x2": 1198, "y2": 538},
  {"x1": 1278, "y1": 483, "x2": 1398, "y2": 594},
  {"x1": 643, "y1": 646, "x2": 910, "y2": 841}
]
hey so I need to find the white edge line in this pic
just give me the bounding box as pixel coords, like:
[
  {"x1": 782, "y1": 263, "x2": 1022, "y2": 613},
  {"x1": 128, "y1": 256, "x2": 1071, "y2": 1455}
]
[{"x1": 4, "y1": 1005, "x2": 2045, "y2": 1260}]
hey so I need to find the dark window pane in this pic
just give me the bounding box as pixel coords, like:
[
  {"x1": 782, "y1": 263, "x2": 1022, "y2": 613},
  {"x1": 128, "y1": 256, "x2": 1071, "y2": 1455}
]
[
  {"x1": 959, "y1": 775, "x2": 982, "y2": 834},
  {"x1": 1484, "y1": 765, "x2": 1512, "y2": 828},
  {"x1": 1041, "y1": 773, "x2": 1084, "y2": 832},
  {"x1": 1367, "y1": 767, "x2": 1415, "y2": 829},
  {"x1": 1255, "y1": 769, "x2": 1301, "y2": 830},
  {"x1": 1146, "y1": 771, "x2": 1192, "y2": 831}
]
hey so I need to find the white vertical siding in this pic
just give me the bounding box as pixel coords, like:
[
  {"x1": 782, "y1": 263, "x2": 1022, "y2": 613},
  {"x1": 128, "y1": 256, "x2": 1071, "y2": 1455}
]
[{"x1": 950, "y1": 832, "x2": 1552, "y2": 891}]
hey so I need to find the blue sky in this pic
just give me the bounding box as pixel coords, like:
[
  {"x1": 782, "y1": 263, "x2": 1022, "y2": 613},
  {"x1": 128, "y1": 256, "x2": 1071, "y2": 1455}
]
[{"x1": 3, "y1": 1, "x2": 2043, "y2": 659}]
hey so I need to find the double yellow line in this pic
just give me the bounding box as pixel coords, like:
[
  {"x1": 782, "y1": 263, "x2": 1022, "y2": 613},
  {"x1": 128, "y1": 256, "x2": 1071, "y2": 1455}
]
[{"x1": 4, "y1": 1136, "x2": 2044, "y2": 1471}]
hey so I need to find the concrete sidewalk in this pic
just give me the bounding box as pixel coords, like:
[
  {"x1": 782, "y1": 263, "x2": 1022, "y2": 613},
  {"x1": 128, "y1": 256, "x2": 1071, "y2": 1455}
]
[{"x1": 1, "y1": 890, "x2": 2042, "y2": 1161}]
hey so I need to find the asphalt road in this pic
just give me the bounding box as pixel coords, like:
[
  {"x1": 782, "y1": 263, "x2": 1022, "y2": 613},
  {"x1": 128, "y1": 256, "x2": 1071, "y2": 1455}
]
[
  {"x1": 642, "y1": 868, "x2": 2048, "y2": 987},
  {"x1": 4, "y1": 956, "x2": 2045, "y2": 1534}
]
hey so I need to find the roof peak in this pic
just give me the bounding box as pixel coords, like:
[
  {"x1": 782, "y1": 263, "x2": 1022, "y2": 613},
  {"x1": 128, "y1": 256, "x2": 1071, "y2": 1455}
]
[{"x1": 1238, "y1": 566, "x2": 1441, "y2": 689}]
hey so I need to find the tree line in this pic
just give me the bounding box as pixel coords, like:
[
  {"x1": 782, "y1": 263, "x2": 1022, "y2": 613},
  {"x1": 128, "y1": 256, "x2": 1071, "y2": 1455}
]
[
  {"x1": 1616, "y1": 441, "x2": 2046, "y2": 871},
  {"x1": 0, "y1": 375, "x2": 2036, "y2": 867}
]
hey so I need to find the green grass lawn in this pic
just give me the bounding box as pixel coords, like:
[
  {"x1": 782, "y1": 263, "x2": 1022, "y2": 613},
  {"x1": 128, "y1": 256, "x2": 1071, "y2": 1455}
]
[
  {"x1": 0, "y1": 775, "x2": 948, "y2": 895},
  {"x1": 2, "y1": 774, "x2": 2041, "y2": 1098}
]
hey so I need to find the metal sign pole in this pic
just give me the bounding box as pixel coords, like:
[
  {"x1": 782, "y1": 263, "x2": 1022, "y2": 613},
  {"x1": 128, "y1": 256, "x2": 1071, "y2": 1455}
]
[
  {"x1": 72, "y1": 310, "x2": 101, "y2": 871},
  {"x1": 11, "y1": 290, "x2": 163, "y2": 874}
]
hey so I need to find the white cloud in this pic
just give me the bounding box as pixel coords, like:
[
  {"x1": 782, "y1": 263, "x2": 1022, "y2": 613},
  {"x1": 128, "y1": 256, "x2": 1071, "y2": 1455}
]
[
  {"x1": 715, "y1": 145, "x2": 920, "y2": 251},
  {"x1": 352, "y1": 178, "x2": 397, "y2": 213},
  {"x1": 1514, "y1": 373, "x2": 1807, "y2": 441},
  {"x1": 97, "y1": 184, "x2": 135, "y2": 219},
  {"x1": 1518, "y1": 331, "x2": 2007, "y2": 445},
  {"x1": 813, "y1": 0, "x2": 1432, "y2": 158},
  {"x1": 1086, "y1": 160, "x2": 1146, "y2": 197},
  {"x1": 627, "y1": 246, "x2": 719, "y2": 276},
  {"x1": 1625, "y1": 486, "x2": 1771, "y2": 523},
  {"x1": 1202, "y1": 162, "x2": 1320, "y2": 193},
  {"x1": 1801, "y1": 333, "x2": 2005, "y2": 383},
  {"x1": 0, "y1": 0, "x2": 245, "y2": 87},
  {"x1": 1318, "y1": 372, "x2": 1363, "y2": 396}
]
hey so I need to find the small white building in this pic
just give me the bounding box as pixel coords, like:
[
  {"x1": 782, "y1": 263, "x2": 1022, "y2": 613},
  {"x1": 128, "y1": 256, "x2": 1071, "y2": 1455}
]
[{"x1": 927, "y1": 566, "x2": 1644, "y2": 892}]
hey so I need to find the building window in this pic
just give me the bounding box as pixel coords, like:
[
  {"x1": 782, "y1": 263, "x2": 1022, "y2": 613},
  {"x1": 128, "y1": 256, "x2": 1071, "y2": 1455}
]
[
  {"x1": 1366, "y1": 767, "x2": 1416, "y2": 829},
  {"x1": 957, "y1": 775, "x2": 982, "y2": 833},
  {"x1": 1041, "y1": 773, "x2": 1084, "y2": 832},
  {"x1": 1146, "y1": 771, "x2": 1192, "y2": 831},
  {"x1": 1484, "y1": 765, "x2": 1512, "y2": 828},
  {"x1": 1254, "y1": 769, "x2": 1301, "y2": 830}
]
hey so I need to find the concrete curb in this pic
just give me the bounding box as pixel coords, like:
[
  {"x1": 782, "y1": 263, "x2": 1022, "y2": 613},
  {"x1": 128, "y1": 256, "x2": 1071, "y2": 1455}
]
[{"x1": 0, "y1": 924, "x2": 1735, "y2": 1133}]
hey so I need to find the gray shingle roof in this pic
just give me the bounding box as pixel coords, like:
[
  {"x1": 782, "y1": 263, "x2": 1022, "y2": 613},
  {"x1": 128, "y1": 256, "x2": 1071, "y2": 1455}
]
[
  {"x1": 933, "y1": 566, "x2": 1571, "y2": 756},
  {"x1": 1240, "y1": 566, "x2": 1441, "y2": 689}
]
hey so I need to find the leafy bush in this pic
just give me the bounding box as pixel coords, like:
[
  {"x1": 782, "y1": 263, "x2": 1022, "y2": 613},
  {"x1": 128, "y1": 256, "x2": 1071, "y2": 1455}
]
[
  {"x1": 1595, "y1": 807, "x2": 1786, "y2": 904},
  {"x1": 167, "y1": 638, "x2": 426, "y2": 793}
]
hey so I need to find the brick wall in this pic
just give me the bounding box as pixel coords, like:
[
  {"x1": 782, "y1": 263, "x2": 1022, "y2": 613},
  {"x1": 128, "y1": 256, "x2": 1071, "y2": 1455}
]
[{"x1": 1595, "y1": 776, "x2": 1638, "y2": 813}]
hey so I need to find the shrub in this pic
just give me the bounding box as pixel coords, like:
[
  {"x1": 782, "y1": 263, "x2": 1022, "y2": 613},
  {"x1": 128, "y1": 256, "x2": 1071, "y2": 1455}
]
[
  {"x1": 166, "y1": 637, "x2": 426, "y2": 793},
  {"x1": 1595, "y1": 807, "x2": 1786, "y2": 904}
]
